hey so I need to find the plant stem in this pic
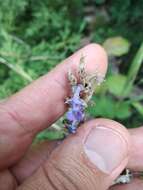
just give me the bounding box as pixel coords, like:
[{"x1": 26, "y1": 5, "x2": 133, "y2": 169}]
[
  {"x1": 30, "y1": 55, "x2": 61, "y2": 61},
  {"x1": 0, "y1": 57, "x2": 33, "y2": 82},
  {"x1": 127, "y1": 95, "x2": 143, "y2": 103},
  {"x1": 122, "y1": 42, "x2": 143, "y2": 97},
  {"x1": 132, "y1": 102, "x2": 143, "y2": 116}
]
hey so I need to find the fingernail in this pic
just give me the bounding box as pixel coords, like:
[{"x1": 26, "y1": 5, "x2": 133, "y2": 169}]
[{"x1": 84, "y1": 125, "x2": 128, "y2": 173}]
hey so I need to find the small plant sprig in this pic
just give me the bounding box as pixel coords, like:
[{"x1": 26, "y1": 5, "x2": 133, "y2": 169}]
[{"x1": 63, "y1": 56, "x2": 104, "y2": 134}]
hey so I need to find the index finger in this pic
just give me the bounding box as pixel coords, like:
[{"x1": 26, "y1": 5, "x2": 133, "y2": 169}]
[{"x1": 2, "y1": 44, "x2": 108, "y2": 134}]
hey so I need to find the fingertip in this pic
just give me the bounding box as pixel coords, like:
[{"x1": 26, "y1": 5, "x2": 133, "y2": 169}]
[
  {"x1": 76, "y1": 118, "x2": 131, "y2": 178},
  {"x1": 92, "y1": 118, "x2": 130, "y2": 144},
  {"x1": 69, "y1": 43, "x2": 108, "y2": 77},
  {"x1": 84, "y1": 43, "x2": 108, "y2": 64},
  {"x1": 82, "y1": 43, "x2": 108, "y2": 75},
  {"x1": 80, "y1": 118, "x2": 131, "y2": 152}
]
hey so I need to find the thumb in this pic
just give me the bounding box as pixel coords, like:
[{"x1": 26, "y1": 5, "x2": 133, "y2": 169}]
[{"x1": 17, "y1": 119, "x2": 131, "y2": 190}]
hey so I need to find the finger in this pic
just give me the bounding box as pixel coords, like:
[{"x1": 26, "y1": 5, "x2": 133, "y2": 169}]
[
  {"x1": 0, "y1": 169, "x2": 17, "y2": 190},
  {"x1": 11, "y1": 140, "x2": 59, "y2": 183},
  {"x1": 0, "y1": 44, "x2": 108, "y2": 169},
  {"x1": 127, "y1": 126, "x2": 143, "y2": 171},
  {"x1": 110, "y1": 179, "x2": 143, "y2": 190},
  {"x1": 3, "y1": 43, "x2": 107, "y2": 133},
  {"x1": 17, "y1": 119, "x2": 131, "y2": 190}
]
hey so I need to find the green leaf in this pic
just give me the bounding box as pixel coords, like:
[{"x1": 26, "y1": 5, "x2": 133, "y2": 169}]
[
  {"x1": 122, "y1": 42, "x2": 143, "y2": 97},
  {"x1": 36, "y1": 129, "x2": 65, "y2": 141},
  {"x1": 132, "y1": 102, "x2": 143, "y2": 116},
  {"x1": 94, "y1": 0, "x2": 106, "y2": 5},
  {"x1": 103, "y1": 36, "x2": 131, "y2": 56},
  {"x1": 106, "y1": 74, "x2": 131, "y2": 97},
  {"x1": 87, "y1": 96, "x2": 116, "y2": 119},
  {"x1": 115, "y1": 102, "x2": 131, "y2": 119},
  {"x1": 88, "y1": 96, "x2": 131, "y2": 120}
]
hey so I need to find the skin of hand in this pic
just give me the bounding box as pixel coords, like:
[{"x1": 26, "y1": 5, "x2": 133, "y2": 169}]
[{"x1": 0, "y1": 44, "x2": 143, "y2": 190}]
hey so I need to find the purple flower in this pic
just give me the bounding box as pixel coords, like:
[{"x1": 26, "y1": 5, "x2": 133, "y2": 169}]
[
  {"x1": 66, "y1": 109, "x2": 84, "y2": 122},
  {"x1": 65, "y1": 84, "x2": 85, "y2": 134},
  {"x1": 66, "y1": 110, "x2": 76, "y2": 121},
  {"x1": 74, "y1": 111, "x2": 85, "y2": 122},
  {"x1": 67, "y1": 96, "x2": 86, "y2": 109},
  {"x1": 72, "y1": 84, "x2": 84, "y2": 97},
  {"x1": 67, "y1": 120, "x2": 79, "y2": 134},
  {"x1": 66, "y1": 108, "x2": 84, "y2": 122}
]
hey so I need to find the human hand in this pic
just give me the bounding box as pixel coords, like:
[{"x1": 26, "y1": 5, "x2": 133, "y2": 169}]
[{"x1": 0, "y1": 44, "x2": 143, "y2": 190}]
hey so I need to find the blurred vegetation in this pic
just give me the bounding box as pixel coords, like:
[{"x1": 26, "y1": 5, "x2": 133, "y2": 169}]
[{"x1": 0, "y1": 0, "x2": 143, "y2": 140}]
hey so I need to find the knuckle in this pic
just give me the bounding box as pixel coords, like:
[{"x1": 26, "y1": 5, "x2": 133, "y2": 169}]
[
  {"x1": 44, "y1": 142, "x2": 100, "y2": 190},
  {"x1": 0, "y1": 102, "x2": 32, "y2": 135},
  {"x1": 43, "y1": 161, "x2": 79, "y2": 190}
]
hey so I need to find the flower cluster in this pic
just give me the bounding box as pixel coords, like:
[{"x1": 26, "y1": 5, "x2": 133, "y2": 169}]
[
  {"x1": 64, "y1": 84, "x2": 87, "y2": 133},
  {"x1": 63, "y1": 56, "x2": 104, "y2": 134}
]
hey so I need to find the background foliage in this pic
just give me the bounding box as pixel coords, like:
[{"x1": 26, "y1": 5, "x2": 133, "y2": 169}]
[{"x1": 0, "y1": 0, "x2": 143, "y2": 140}]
